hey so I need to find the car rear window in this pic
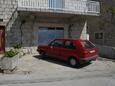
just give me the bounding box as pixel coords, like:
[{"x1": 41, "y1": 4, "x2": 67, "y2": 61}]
[{"x1": 81, "y1": 40, "x2": 95, "y2": 48}]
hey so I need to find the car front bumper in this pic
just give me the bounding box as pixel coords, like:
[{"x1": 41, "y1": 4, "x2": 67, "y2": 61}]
[{"x1": 80, "y1": 55, "x2": 98, "y2": 62}]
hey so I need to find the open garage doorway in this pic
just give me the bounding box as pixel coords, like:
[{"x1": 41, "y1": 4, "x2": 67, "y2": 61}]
[{"x1": 38, "y1": 27, "x2": 64, "y2": 45}]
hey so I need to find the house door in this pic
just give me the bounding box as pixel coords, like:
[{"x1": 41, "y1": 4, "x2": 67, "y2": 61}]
[
  {"x1": 0, "y1": 26, "x2": 5, "y2": 53},
  {"x1": 38, "y1": 27, "x2": 64, "y2": 45}
]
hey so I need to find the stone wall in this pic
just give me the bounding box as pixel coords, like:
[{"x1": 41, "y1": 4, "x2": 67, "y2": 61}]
[
  {"x1": 6, "y1": 13, "x2": 87, "y2": 54},
  {"x1": 0, "y1": 0, "x2": 17, "y2": 26},
  {"x1": 88, "y1": 0, "x2": 115, "y2": 47},
  {"x1": 96, "y1": 45, "x2": 115, "y2": 59},
  {"x1": 6, "y1": 15, "x2": 38, "y2": 54},
  {"x1": 6, "y1": 15, "x2": 35, "y2": 47}
]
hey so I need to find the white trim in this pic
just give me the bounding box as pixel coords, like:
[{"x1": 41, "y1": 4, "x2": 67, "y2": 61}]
[{"x1": 17, "y1": 0, "x2": 100, "y2": 15}]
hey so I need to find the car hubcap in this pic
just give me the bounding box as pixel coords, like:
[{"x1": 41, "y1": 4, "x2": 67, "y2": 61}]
[{"x1": 70, "y1": 58, "x2": 76, "y2": 66}]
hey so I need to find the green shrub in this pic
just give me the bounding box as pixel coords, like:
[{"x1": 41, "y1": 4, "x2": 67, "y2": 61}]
[
  {"x1": 13, "y1": 43, "x2": 22, "y2": 49},
  {"x1": 4, "y1": 49, "x2": 18, "y2": 58},
  {"x1": 109, "y1": 6, "x2": 115, "y2": 15}
]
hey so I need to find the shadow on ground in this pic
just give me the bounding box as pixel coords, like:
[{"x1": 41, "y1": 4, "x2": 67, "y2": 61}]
[
  {"x1": 0, "y1": 69, "x2": 4, "y2": 73},
  {"x1": 33, "y1": 55, "x2": 91, "y2": 69},
  {"x1": 98, "y1": 56, "x2": 115, "y2": 62}
]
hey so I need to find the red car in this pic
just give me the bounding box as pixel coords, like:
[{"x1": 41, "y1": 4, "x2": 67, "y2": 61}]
[{"x1": 37, "y1": 38, "x2": 98, "y2": 67}]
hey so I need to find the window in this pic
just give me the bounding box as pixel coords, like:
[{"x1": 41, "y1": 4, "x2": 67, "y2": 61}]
[
  {"x1": 49, "y1": 40, "x2": 64, "y2": 47},
  {"x1": 81, "y1": 40, "x2": 95, "y2": 48},
  {"x1": 64, "y1": 41, "x2": 76, "y2": 49},
  {"x1": 95, "y1": 33, "x2": 103, "y2": 39},
  {"x1": 49, "y1": 0, "x2": 65, "y2": 9}
]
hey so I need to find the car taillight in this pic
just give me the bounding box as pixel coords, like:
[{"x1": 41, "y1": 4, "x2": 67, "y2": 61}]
[
  {"x1": 84, "y1": 51, "x2": 89, "y2": 54},
  {"x1": 83, "y1": 51, "x2": 88, "y2": 55}
]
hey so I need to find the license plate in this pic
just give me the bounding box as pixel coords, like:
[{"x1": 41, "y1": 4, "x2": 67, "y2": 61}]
[{"x1": 90, "y1": 50, "x2": 95, "y2": 53}]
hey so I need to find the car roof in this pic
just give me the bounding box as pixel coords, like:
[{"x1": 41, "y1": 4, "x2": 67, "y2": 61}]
[{"x1": 55, "y1": 38, "x2": 82, "y2": 41}]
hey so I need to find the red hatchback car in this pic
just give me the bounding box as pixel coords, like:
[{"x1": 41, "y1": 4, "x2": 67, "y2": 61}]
[{"x1": 37, "y1": 38, "x2": 98, "y2": 67}]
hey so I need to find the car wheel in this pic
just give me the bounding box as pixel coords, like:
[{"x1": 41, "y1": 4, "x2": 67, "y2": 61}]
[
  {"x1": 69, "y1": 57, "x2": 80, "y2": 67},
  {"x1": 40, "y1": 51, "x2": 47, "y2": 59}
]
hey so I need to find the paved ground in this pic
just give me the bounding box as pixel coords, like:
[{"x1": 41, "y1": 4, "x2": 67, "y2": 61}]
[
  {"x1": 0, "y1": 54, "x2": 115, "y2": 86},
  {"x1": 19, "y1": 54, "x2": 115, "y2": 74},
  {"x1": 1, "y1": 77, "x2": 115, "y2": 86}
]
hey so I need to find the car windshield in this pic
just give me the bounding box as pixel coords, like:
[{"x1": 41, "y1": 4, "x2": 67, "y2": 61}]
[{"x1": 81, "y1": 40, "x2": 95, "y2": 48}]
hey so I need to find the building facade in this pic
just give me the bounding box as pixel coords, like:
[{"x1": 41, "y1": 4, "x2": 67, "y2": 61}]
[
  {"x1": 0, "y1": 0, "x2": 100, "y2": 53},
  {"x1": 88, "y1": 0, "x2": 115, "y2": 47}
]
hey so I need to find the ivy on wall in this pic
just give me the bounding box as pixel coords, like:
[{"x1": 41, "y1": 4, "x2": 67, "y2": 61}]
[
  {"x1": 98, "y1": 5, "x2": 115, "y2": 30},
  {"x1": 109, "y1": 6, "x2": 115, "y2": 22}
]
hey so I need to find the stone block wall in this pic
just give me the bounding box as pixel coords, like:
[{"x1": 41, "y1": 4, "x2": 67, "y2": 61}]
[
  {"x1": 88, "y1": 0, "x2": 115, "y2": 47},
  {"x1": 0, "y1": 0, "x2": 17, "y2": 26},
  {"x1": 96, "y1": 44, "x2": 115, "y2": 59},
  {"x1": 6, "y1": 13, "x2": 87, "y2": 54},
  {"x1": 6, "y1": 15, "x2": 34, "y2": 47},
  {"x1": 6, "y1": 15, "x2": 38, "y2": 54}
]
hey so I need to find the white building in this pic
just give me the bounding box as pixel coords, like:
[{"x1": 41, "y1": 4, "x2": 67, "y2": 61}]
[{"x1": 0, "y1": 0, "x2": 100, "y2": 53}]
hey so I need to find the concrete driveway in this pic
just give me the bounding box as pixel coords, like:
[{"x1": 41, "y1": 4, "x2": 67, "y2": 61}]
[
  {"x1": 17, "y1": 54, "x2": 115, "y2": 75},
  {"x1": 0, "y1": 54, "x2": 115, "y2": 86}
]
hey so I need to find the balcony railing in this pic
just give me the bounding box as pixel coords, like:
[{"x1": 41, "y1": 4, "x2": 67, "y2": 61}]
[{"x1": 18, "y1": 0, "x2": 100, "y2": 16}]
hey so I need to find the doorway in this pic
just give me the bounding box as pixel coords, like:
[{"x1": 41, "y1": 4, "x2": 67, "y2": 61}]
[{"x1": 0, "y1": 26, "x2": 5, "y2": 53}]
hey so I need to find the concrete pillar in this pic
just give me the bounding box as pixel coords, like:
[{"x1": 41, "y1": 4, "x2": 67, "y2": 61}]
[
  {"x1": 33, "y1": 23, "x2": 39, "y2": 46},
  {"x1": 64, "y1": 24, "x2": 69, "y2": 38}
]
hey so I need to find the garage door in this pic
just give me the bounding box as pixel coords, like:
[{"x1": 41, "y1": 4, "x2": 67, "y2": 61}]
[{"x1": 38, "y1": 27, "x2": 64, "y2": 45}]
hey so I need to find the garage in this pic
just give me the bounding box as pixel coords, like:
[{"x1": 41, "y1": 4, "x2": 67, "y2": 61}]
[{"x1": 38, "y1": 27, "x2": 64, "y2": 45}]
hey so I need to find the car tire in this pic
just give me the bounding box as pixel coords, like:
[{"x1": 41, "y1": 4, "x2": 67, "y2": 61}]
[
  {"x1": 40, "y1": 51, "x2": 47, "y2": 59},
  {"x1": 68, "y1": 57, "x2": 80, "y2": 67}
]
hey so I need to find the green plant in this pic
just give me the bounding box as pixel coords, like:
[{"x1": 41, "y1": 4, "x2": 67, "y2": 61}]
[
  {"x1": 4, "y1": 49, "x2": 18, "y2": 58},
  {"x1": 109, "y1": 6, "x2": 115, "y2": 15},
  {"x1": 108, "y1": 6, "x2": 115, "y2": 22},
  {"x1": 13, "y1": 43, "x2": 22, "y2": 49}
]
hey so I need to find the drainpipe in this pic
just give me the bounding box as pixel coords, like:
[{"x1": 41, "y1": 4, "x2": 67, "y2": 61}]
[
  {"x1": 19, "y1": 20, "x2": 25, "y2": 45},
  {"x1": 68, "y1": 24, "x2": 74, "y2": 38}
]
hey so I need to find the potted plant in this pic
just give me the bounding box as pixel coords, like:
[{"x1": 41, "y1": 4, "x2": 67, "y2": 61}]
[
  {"x1": 13, "y1": 43, "x2": 22, "y2": 49},
  {"x1": 1, "y1": 49, "x2": 19, "y2": 72},
  {"x1": 13, "y1": 43, "x2": 23, "y2": 58}
]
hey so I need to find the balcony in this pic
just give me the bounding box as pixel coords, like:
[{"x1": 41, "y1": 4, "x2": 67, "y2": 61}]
[{"x1": 17, "y1": 0, "x2": 100, "y2": 16}]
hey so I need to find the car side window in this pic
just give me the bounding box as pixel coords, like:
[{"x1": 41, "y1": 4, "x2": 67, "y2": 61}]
[
  {"x1": 64, "y1": 41, "x2": 76, "y2": 49},
  {"x1": 50, "y1": 40, "x2": 63, "y2": 47}
]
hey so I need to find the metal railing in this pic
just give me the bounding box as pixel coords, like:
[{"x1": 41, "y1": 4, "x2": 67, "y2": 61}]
[
  {"x1": 87, "y1": 1, "x2": 100, "y2": 13},
  {"x1": 18, "y1": 0, "x2": 100, "y2": 15}
]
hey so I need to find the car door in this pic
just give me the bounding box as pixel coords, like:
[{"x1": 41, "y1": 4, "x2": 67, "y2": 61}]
[
  {"x1": 49, "y1": 40, "x2": 64, "y2": 58},
  {"x1": 60, "y1": 41, "x2": 77, "y2": 60}
]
